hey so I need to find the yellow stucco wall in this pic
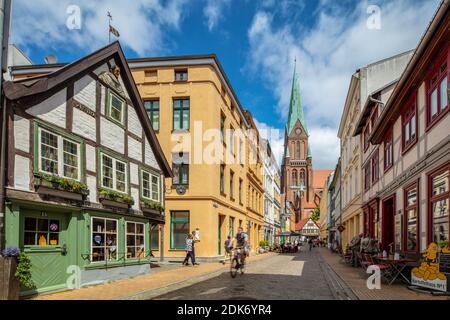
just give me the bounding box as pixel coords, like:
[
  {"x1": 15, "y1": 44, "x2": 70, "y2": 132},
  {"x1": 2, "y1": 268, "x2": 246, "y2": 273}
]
[{"x1": 131, "y1": 63, "x2": 264, "y2": 259}]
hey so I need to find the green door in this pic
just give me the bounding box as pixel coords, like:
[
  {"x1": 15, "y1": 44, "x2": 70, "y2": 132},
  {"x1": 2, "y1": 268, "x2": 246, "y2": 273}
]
[{"x1": 21, "y1": 210, "x2": 70, "y2": 293}]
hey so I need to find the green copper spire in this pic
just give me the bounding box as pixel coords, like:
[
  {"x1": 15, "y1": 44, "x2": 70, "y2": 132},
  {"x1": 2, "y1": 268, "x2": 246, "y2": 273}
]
[{"x1": 286, "y1": 62, "x2": 308, "y2": 135}]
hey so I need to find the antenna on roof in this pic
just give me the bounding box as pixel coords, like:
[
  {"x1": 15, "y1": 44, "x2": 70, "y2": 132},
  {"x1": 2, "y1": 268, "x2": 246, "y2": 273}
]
[{"x1": 44, "y1": 55, "x2": 58, "y2": 64}]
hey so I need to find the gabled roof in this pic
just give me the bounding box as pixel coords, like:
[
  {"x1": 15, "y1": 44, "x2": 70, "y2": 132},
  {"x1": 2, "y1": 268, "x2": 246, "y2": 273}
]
[{"x1": 3, "y1": 41, "x2": 172, "y2": 177}]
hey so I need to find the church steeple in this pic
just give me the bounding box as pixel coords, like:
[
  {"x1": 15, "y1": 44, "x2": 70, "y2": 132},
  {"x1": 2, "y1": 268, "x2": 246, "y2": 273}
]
[{"x1": 286, "y1": 62, "x2": 308, "y2": 136}]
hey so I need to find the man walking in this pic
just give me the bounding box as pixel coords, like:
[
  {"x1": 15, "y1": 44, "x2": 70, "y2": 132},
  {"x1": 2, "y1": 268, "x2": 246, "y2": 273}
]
[
  {"x1": 182, "y1": 234, "x2": 195, "y2": 266},
  {"x1": 308, "y1": 238, "x2": 313, "y2": 251},
  {"x1": 191, "y1": 230, "x2": 200, "y2": 265}
]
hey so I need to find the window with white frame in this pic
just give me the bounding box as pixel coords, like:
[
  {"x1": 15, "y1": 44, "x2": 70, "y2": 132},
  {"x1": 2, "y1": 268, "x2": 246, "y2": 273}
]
[
  {"x1": 91, "y1": 217, "x2": 117, "y2": 262},
  {"x1": 141, "y1": 169, "x2": 160, "y2": 202},
  {"x1": 107, "y1": 90, "x2": 125, "y2": 125},
  {"x1": 126, "y1": 222, "x2": 145, "y2": 259},
  {"x1": 101, "y1": 153, "x2": 127, "y2": 193},
  {"x1": 38, "y1": 127, "x2": 81, "y2": 180}
]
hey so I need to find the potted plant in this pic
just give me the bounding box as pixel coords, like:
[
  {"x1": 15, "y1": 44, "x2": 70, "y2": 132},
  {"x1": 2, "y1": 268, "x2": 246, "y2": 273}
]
[{"x1": 0, "y1": 246, "x2": 35, "y2": 300}]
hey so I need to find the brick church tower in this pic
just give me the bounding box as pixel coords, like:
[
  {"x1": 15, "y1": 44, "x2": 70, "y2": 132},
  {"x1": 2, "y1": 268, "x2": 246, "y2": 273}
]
[{"x1": 281, "y1": 63, "x2": 314, "y2": 227}]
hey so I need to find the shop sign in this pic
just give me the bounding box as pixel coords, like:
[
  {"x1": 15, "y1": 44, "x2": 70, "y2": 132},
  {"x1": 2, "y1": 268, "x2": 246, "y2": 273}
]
[
  {"x1": 411, "y1": 243, "x2": 449, "y2": 292},
  {"x1": 337, "y1": 225, "x2": 345, "y2": 233}
]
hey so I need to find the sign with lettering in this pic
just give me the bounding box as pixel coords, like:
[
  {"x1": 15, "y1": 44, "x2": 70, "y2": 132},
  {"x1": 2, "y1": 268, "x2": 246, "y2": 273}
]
[{"x1": 411, "y1": 243, "x2": 449, "y2": 292}]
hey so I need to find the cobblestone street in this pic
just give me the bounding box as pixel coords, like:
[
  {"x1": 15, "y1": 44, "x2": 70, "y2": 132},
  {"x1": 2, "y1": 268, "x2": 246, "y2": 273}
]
[{"x1": 153, "y1": 248, "x2": 354, "y2": 300}]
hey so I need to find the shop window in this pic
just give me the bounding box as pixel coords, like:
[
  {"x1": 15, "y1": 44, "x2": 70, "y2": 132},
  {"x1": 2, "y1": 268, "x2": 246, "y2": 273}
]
[
  {"x1": 429, "y1": 168, "x2": 449, "y2": 245},
  {"x1": 101, "y1": 153, "x2": 128, "y2": 193},
  {"x1": 144, "y1": 100, "x2": 160, "y2": 131},
  {"x1": 126, "y1": 222, "x2": 145, "y2": 259},
  {"x1": 107, "y1": 89, "x2": 125, "y2": 125},
  {"x1": 173, "y1": 98, "x2": 190, "y2": 131},
  {"x1": 91, "y1": 217, "x2": 117, "y2": 262},
  {"x1": 170, "y1": 211, "x2": 189, "y2": 250},
  {"x1": 23, "y1": 217, "x2": 60, "y2": 246},
  {"x1": 38, "y1": 127, "x2": 81, "y2": 180},
  {"x1": 404, "y1": 184, "x2": 419, "y2": 252},
  {"x1": 141, "y1": 169, "x2": 160, "y2": 202}
]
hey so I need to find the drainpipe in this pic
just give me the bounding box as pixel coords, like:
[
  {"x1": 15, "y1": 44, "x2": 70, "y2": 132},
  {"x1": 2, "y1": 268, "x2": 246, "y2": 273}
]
[{"x1": 0, "y1": 0, "x2": 12, "y2": 253}]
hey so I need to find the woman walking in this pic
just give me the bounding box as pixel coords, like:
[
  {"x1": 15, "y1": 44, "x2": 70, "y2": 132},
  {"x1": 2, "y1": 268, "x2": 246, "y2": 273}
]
[{"x1": 182, "y1": 234, "x2": 195, "y2": 266}]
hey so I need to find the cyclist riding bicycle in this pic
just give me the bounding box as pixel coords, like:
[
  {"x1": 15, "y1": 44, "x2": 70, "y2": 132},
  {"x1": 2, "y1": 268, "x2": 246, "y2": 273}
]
[{"x1": 230, "y1": 226, "x2": 249, "y2": 266}]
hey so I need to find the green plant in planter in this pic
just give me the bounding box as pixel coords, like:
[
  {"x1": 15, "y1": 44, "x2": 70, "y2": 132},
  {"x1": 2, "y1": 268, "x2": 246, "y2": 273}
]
[
  {"x1": 99, "y1": 188, "x2": 134, "y2": 205},
  {"x1": 40, "y1": 174, "x2": 88, "y2": 194},
  {"x1": 15, "y1": 252, "x2": 35, "y2": 290},
  {"x1": 438, "y1": 240, "x2": 449, "y2": 249},
  {"x1": 142, "y1": 200, "x2": 164, "y2": 211}
]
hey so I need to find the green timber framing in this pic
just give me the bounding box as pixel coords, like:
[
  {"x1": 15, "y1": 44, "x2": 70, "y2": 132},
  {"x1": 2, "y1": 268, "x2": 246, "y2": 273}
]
[{"x1": 1, "y1": 42, "x2": 172, "y2": 297}]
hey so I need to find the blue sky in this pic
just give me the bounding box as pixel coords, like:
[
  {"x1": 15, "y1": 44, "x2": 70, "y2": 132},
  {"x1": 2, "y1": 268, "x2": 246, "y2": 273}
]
[{"x1": 11, "y1": 0, "x2": 441, "y2": 169}]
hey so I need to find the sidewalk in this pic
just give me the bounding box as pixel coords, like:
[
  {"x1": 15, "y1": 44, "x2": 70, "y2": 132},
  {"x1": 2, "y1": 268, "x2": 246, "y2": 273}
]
[
  {"x1": 31, "y1": 253, "x2": 276, "y2": 300},
  {"x1": 319, "y1": 248, "x2": 450, "y2": 300}
]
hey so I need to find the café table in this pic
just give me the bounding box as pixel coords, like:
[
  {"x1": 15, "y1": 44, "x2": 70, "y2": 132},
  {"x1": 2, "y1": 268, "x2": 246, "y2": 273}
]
[{"x1": 375, "y1": 257, "x2": 417, "y2": 285}]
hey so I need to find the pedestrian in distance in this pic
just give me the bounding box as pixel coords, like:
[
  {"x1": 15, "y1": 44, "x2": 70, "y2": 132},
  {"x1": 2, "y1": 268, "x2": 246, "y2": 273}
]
[
  {"x1": 308, "y1": 238, "x2": 313, "y2": 251},
  {"x1": 182, "y1": 233, "x2": 195, "y2": 266},
  {"x1": 191, "y1": 230, "x2": 200, "y2": 265},
  {"x1": 223, "y1": 236, "x2": 231, "y2": 264}
]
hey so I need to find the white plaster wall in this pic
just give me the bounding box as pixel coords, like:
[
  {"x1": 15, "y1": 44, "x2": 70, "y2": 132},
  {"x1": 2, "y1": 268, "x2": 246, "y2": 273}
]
[
  {"x1": 131, "y1": 187, "x2": 139, "y2": 210},
  {"x1": 86, "y1": 144, "x2": 96, "y2": 172},
  {"x1": 14, "y1": 155, "x2": 30, "y2": 191},
  {"x1": 128, "y1": 105, "x2": 143, "y2": 137},
  {"x1": 100, "y1": 86, "x2": 106, "y2": 115},
  {"x1": 14, "y1": 115, "x2": 29, "y2": 153},
  {"x1": 144, "y1": 137, "x2": 158, "y2": 169},
  {"x1": 427, "y1": 114, "x2": 450, "y2": 151},
  {"x1": 27, "y1": 89, "x2": 66, "y2": 128},
  {"x1": 128, "y1": 136, "x2": 142, "y2": 162},
  {"x1": 74, "y1": 75, "x2": 96, "y2": 111},
  {"x1": 130, "y1": 162, "x2": 139, "y2": 185},
  {"x1": 86, "y1": 175, "x2": 97, "y2": 203},
  {"x1": 72, "y1": 108, "x2": 96, "y2": 142},
  {"x1": 100, "y1": 117, "x2": 124, "y2": 154}
]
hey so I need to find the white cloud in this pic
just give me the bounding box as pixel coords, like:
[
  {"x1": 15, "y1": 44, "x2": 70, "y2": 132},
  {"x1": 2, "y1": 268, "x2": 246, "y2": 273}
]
[
  {"x1": 203, "y1": 0, "x2": 231, "y2": 31},
  {"x1": 11, "y1": 0, "x2": 188, "y2": 58},
  {"x1": 246, "y1": 0, "x2": 440, "y2": 169}
]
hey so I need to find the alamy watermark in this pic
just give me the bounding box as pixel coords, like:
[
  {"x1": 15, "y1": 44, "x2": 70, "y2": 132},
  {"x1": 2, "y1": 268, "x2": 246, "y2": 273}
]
[
  {"x1": 66, "y1": 5, "x2": 82, "y2": 30},
  {"x1": 367, "y1": 5, "x2": 381, "y2": 30}
]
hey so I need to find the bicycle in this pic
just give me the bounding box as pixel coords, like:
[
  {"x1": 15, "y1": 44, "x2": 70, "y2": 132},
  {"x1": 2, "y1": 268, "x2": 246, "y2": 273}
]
[{"x1": 230, "y1": 247, "x2": 246, "y2": 278}]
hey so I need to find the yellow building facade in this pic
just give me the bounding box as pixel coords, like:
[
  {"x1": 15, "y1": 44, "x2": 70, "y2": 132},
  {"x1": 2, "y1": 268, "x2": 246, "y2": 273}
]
[{"x1": 129, "y1": 55, "x2": 264, "y2": 261}]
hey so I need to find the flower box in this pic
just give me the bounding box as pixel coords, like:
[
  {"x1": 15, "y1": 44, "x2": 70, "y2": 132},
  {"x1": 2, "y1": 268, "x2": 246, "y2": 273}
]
[
  {"x1": 0, "y1": 257, "x2": 20, "y2": 300},
  {"x1": 35, "y1": 177, "x2": 89, "y2": 201},
  {"x1": 99, "y1": 197, "x2": 131, "y2": 209}
]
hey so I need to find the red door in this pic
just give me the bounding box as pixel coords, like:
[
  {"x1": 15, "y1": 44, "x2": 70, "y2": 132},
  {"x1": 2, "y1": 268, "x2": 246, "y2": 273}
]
[{"x1": 382, "y1": 196, "x2": 395, "y2": 253}]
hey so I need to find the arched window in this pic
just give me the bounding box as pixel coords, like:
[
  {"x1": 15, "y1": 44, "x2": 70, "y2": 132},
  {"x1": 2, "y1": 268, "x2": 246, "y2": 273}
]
[
  {"x1": 296, "y1": 141, "x2": 300, "y2": 159},
  {"x1": 301, "y1": 141, "x2": 306, "y2": 159},
  {"x1": 300, "y1": 170, "x2": 305, "y2": 186},
  {"x1": 287, "y1": 170, "x2": 290, "y2": 187},
  {"x1": 292, "y1": 170, "x2": 298, "y2": 186}
]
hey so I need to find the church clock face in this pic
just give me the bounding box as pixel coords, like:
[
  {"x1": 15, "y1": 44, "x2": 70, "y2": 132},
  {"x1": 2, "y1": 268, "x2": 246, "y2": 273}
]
[{"x1": 295, "y1": 128, "x2": 302, "y2": 135}]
